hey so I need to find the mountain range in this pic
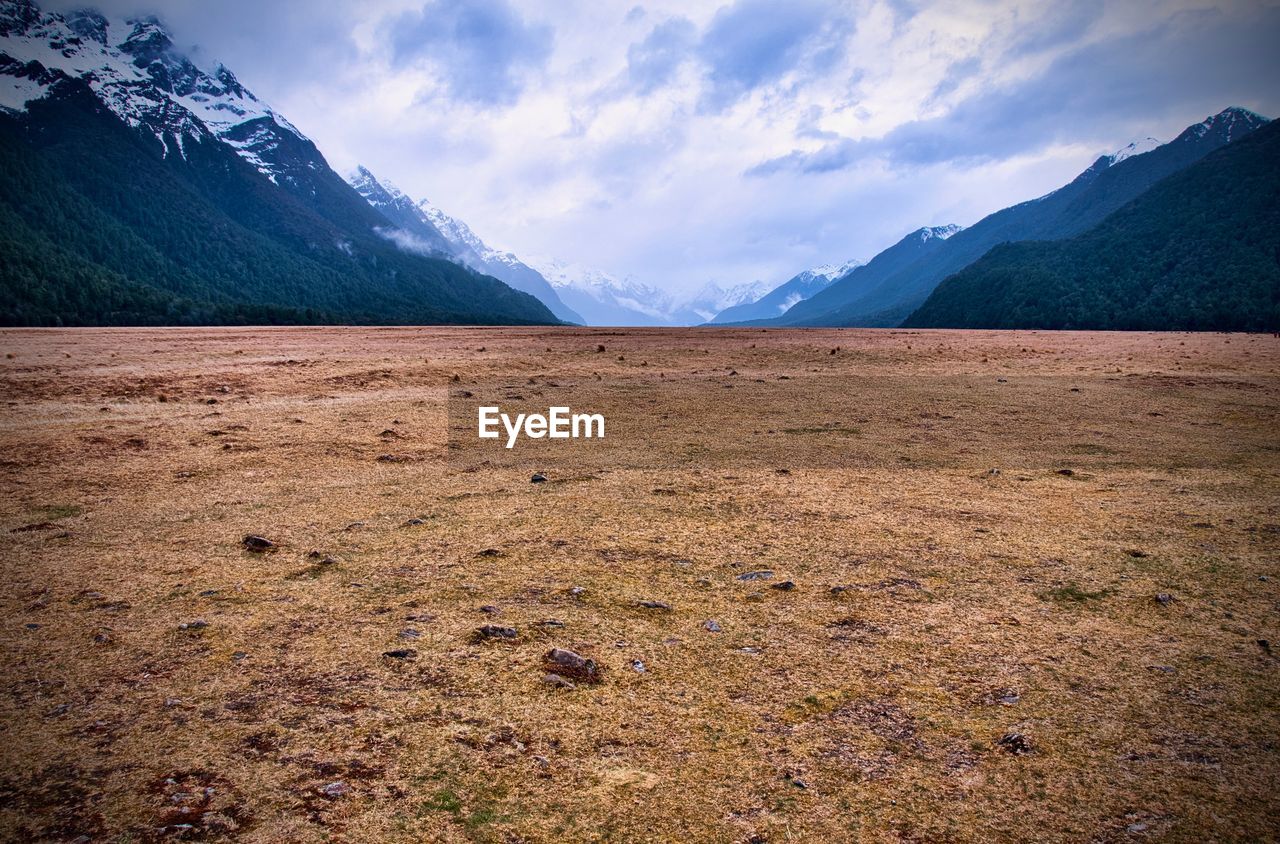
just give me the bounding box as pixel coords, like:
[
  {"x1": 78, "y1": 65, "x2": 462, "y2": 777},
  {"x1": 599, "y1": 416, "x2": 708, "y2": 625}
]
[
  {"x1": 904, "y1": 117, "x2": 1280, "y2": 332},
  {"x1": 345, "y1": 166, "x2": 583, "y2": 324},
  {"x1": 708, "y1": 259, "x2": 862, "y2": 324},
  {"x1": 720, "y1": 106, "x2": 1271, "y2": 328},
  {"x1": 0, "y1": 0, "x2": 557, "y2": 326}
]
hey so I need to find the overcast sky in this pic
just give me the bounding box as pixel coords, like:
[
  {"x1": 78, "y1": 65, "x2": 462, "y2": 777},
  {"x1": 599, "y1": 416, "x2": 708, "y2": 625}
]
[{"x1": 49, "y1": 0, "x2": 1280, "y2": 292}]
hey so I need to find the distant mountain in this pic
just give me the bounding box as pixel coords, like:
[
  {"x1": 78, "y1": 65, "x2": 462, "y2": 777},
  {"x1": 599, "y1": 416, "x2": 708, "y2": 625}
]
[
  {"x1": 529, "y1": 259, "x2": 676, "y2": 326},
  {"x1": 347, "y1": 167, "x2": 583, "y2": 323},
  {"x1": 0, "y1": 0, "x2": 558, "y2": 326},
  {"x1": 905, "y1": 117, "x2": 1280, "y2": 331},
  {"x1": 670, "y1": 280, "x2": 773, "y2": 325},
  {"x1": 764, "y1": 107, "x2": 1269, "y2": 327},
  {"x1": 729, "y1": 226, "x2": 961, "y2": 326},
  {"x1": 708, "y1": 258, "x2": 861, "y2": 323},
  {"x1": 521, "y1": 260, "x2": 767, "y2": 326}
]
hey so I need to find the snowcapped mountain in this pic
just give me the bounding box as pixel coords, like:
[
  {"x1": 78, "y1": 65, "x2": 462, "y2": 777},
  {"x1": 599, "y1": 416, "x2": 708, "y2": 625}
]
[
  {"x1": 708, "y1": 258, "x2": 863, "y2": 324},
  {"x1": 913, "y1": 224, "x2": 962, "y2": 243},
  {"x1": 346, "y1": 166, "x2": 455, "y2": 256},
  {"x1": 527, "y1": 259, "x2": 676, "y2": 326},
  {"x1": 669, "y1": 280, "x2": 773, "y2": 325},
  {"x1": 519, "y1": 259, "x2": 770, "y2": 326},
  {"x1": 766, "y1": 107, "x2": 1269, "y2": 328},
  {"x1": 1180, "y1": 106, "x2": 1267, "y2": 144},
  {"x1": 1106, "y1": 137, "x2": 1161, "y2": 165},
  {"x1": 346, "y1": 166, "x2": 582, "y2": 323},
  {"x1": 0, "y1": 2, "x2": 305, "y2": 180},
  {"x1": 0, "y1": 0, "x2": 559, "y2": 326}
]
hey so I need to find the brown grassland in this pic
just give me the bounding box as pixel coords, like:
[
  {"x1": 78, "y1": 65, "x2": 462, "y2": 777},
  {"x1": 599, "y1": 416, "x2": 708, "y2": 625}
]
[{"x1": 0, "y1": 326, "x2": 1278, "y2": 842}]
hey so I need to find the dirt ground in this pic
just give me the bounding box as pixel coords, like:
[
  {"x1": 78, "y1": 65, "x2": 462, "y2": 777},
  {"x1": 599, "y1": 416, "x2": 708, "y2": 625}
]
[{"x1": 0, "y1": 326, "x2": 1277, "y2": 843}]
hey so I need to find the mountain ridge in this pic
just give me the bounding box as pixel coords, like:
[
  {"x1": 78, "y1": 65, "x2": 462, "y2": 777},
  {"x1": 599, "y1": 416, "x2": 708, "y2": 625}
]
[
  {"x1": 904, "y1": 117, "x2": 1280, "y2": 331},
  {"x1": 0, "y1": 0, "x2": 560, "y2": 326},
  {"x1": 742, "y1": 108, "x2": 1269, "y2": 328}
]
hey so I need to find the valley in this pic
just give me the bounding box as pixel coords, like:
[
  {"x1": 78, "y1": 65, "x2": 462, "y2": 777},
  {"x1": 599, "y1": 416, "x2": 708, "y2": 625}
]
[{"x1": 1, "y1": 326, "x2": 1277, "y2": 842}]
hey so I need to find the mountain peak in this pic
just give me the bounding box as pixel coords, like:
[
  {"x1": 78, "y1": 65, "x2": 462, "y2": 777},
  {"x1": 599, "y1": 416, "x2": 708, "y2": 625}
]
[
  {"x1": 918, "y1": 224, "x2": 962, "y2": 242},
  {"x1": 1176, "y1": 106, "x2": 1270, "y2": 145},
  {"x1": 0, "y1": 0, "x2": 306, "y2": 172},
  {"x1": 805, "y1": 258, "x2": 863, "y2": 282},
  {"x1": 1107, "y1": 137, "x2": 1161, "y2": 164}
]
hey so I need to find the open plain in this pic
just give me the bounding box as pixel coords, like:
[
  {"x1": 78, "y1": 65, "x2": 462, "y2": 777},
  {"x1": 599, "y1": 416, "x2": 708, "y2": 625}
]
[{"x1": 1, "y1": 326, "x2": 1278, "y2": 842}]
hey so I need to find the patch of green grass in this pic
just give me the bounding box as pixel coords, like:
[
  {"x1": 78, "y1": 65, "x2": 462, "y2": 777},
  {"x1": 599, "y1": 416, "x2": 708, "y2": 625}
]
[
  {"x1": 1068, "y1": 442, "x2": 1116, "y2": 455},
  {"x1": 782, "y1": 425, "x2": 861, "y2": 436},
  {"x1": 417, "y1": 781, "x2": 508, "y2": 834},
  {"x1": 419, "y1": 788, "x2": 463, "y2": 817},
  {"x1": 40, "y1": 504, "x2": 82, "y2": 520},
  {"x1": 1041, "y1": 583, "x2": 1114, "y2": 603}
]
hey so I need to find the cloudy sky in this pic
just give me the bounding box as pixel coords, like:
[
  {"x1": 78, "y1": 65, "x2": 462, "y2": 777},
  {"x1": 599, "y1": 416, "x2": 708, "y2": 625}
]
[{"x1": 50, "y1": 0, "x2": 1280, "y2": 293}]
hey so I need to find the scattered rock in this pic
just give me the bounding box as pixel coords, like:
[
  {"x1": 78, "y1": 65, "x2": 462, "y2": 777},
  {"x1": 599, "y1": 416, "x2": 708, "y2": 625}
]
[
  {"x1": 736, "y1": 570, "x2": 774, "y2": 581},
  {"x1": 703, "y1": 619, "x2": 722, "y2": 633},
  {"x1": 1154, "y1": 593, "x2": 1176, "y2": 606},
  {"x1": 242, "y1": 535, "x2": 276, "y2": 552},
  {"x1": 403, "y1": 518, "x2": 426, "y2": 526},
  {"x1": 1055, "y1": 468, "x2": 1075, "y2": 477},
  {"x1": 232, "y1": 651, "x2": 248, "y2": 662},
  {"x1": 542, "y1": 673, "x2": 576, "y2": 689},
  {"x1": 399, "y1": 628, "x2": 421, "y2": 639},
  {"x1": 1126, "y1": 549, "x2": 1150, "y2": 558},
  {"x1": 474, "y1": 625, "x2": 519, "y2": 642},
  {"x1": 568, "y1": 585, "x2": 586, "y2": 597},
  {"x1": 478, "y1": 605, "x2": 500, "y2": 614},
  {"x1": 985, "y1": 689, "x2": 1021, "y2": 705},
  {"x1": 1259, "y1": 639, "x2": 1274, "y2": 657},
  {"x1": 771, "y1": 580, "x2": 796, "y2": 591},
  {"x1": 319, "y1": 782, "x2": 350, "y2": 799},
  {"x1": 995, "y1": 732, "x2": 1033, "y2": 755},
  {"x1": 477, "y1": 548, "x2": 503, "y2": 557},
  {"x1": 630, "y1": 659, "x2": 647, "y2": 673},
  {"x1": 383, "y1": 649, "x2": 417, "y2": 660},
  {"x1": 636, "y1": 599, "x2": 671, "y2": 610},
  {"x1": 531, "y1": 473, "x2": 547, "y2": 484},
  {"x1": 178, "y1": 619, "x2": 208, "y2": 631},
  {"x1": 543, "y1": 647, "x2": 601, "y2": 683},
  {"x1": 198, "y1": 589, "x2": 218, "y2": 597},
  {"x1": 376, "y1": 454, "x2": 410, "y2": 463},
  {"x1": 535, "y1": 619, "x2": 565, "y2": 628}
]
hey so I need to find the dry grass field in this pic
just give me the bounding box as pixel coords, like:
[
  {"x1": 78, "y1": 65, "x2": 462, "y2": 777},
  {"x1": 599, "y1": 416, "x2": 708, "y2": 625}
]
[{"x1": 1, "y1": 326, "x2": 1278, "y2": 843}]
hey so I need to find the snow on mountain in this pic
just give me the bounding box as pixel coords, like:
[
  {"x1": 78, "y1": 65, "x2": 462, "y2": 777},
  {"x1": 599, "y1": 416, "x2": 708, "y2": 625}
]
[
  {"x1": 706, "y1": 257, "x2": 864, "y2": 324},
  {"x1": 1107, "y1": 137, "x2": 1161, "y2": 165},
  {"x1": 525, "y1": 258, "x2": 680, "y2": 325},
  {"x1": 346, "y1": 166, "x2": 583, "y2": 323},
  {"x1": 0, "y1": 1, "x2": 303, "y2": 177},
  {"x1": 916, "y1": 224, "x2": 963, "y2": 243},
  {"x1": 1182, "y1": 106, "x2": 1269, "y2": 144},
  {"x1": 807, "y1": 258, "x2": 864, "y2": 282},
  {"x1": 670, "y1": 280, "x2": 773, "y2": 324}
]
